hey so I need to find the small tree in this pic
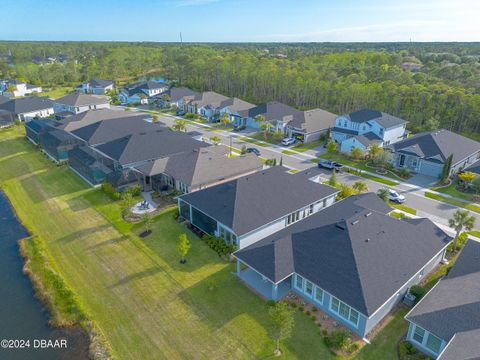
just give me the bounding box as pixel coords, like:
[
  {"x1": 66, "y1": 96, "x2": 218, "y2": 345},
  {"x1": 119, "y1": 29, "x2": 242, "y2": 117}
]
[
  {"x1": 353, "y1": 180, "x2": 368, "y2": 193},
  {"x1": 142, "y1": 213, "x2": 153, "y2": 234},
  {"x1": 337, "y1": 184, "x2": 356, "y2": 200},
  {"x1": 350, "y1": 147, "x2": 364, "y2": 161},
  {"x1": 329, "y1": 171, "x2": 337, "y2": 187},
  {"x1": 458, "y1": 172, "x2": 477, "y2": 190},
  {"x1": 173, "y1": 118, "x2": 187, "y2": 132},
  {"x1": 120, "y1": 192, "x2": 135, "y2": 218},
  {"x1": 377, "y1": 188, "x2": 389, "y2": 202},
  {"x1": 269, "y1": 302, "x2": 294, "y2": 356},
  {"x1": 373, "y1": 150, "x2": 392, "y2": 170},
  {"x1": 260, "y1": 122, "x2": 273, "y2": 139},
  {"x1": 240, "y1": 145, "x2": 247, "y2": 155},
  {"x1": 210, "y1": 136, "x2": 221, "y2": 145},
  {"x1": 327, "y1": 140, "x2": 338, "y2": 154},
  {"x1": 441, "y1": 154, "x2": 453, "y2": 183},
  {"x1": 254, "y1": 114, "x2": 266, "y2": 124},
  {"x1": 368, "y1": 143, "x2": 383, "y2": 161},
  {"x1": 220, "y1": 112, "x2": 231, "y2": 127},
  {"x1": 177, "y1": 233, "x2": 191, "y2": 264},
  {"x1": 448, "y1": 210, "x2": 475, "y2": 253},
  {"x1": 152, "y1": 115, "x2": 159, "y2": 123}
]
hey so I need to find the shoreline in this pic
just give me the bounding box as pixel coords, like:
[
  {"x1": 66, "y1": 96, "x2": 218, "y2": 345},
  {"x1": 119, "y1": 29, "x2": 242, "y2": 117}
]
[{"x1": 1, "y1": 188, "x2": 112, "y2": 360}]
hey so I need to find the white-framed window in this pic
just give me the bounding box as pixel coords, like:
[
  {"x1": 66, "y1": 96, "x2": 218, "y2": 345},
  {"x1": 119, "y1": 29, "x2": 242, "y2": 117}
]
[
  {"x1": 314, "y1": 286, "x2": 324, "y2": 304},
  {"x1": 295, "y1": 275, "x2": 303, "y2": 290},
  {"x1": 426, "y1": 333, "x2": 442, "y2": 354},
  {"x1": 305, "y1": 281, "x2": 313, "y2": 297},
  {"x1": 412, "y1": 325, "x2": 425, "y2": 344},
  {"x1": 330, "y1": 296, "x2": 360, "y2": 327}
]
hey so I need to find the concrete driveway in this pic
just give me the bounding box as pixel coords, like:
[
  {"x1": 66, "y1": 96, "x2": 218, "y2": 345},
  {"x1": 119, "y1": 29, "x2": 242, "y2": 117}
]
[{"x1": 408, "y1": 174, "x2": 439, "y2": 188}]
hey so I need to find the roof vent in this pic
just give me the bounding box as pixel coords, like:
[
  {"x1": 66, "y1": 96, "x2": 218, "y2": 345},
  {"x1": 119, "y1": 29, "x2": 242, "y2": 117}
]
[
  {"x1": 351, "y1": 220, "x2": 359, "y2": 225},
  {"x1": 365, "y1": 238, "x2": 370, "y2": 242},
  {"x1": 335, "y1": 223, "x2": 345, "y2": 230},
  {"x1": 365, "y1": 212, "x2": 372, "y2": 217}
]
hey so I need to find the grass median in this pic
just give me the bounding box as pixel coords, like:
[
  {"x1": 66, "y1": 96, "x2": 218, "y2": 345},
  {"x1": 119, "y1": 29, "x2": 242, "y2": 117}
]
[{"x1": 425, "y1": 191, "x2": 480, "y2": 213}]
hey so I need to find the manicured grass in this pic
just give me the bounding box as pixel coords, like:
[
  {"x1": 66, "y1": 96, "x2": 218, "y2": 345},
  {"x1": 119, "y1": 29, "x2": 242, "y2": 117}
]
[
  {"x1": 0, "y1": 126, "x2": 340, "y2": 359},
  {"x1": 40, "y1": 86, "x2": 74, "y2": 99},
  {"x1": 238, "y1": 136, "x2": 269, "y2": 147},
  {"x1": 357, "y1": 172, "x2": 398, "y2": 186},
  {"x1": 390, "y1": 211, "x2": 406, "y2": 219},
  {"x1": 291, "y1": 139, "x2": 325, "y2": 152},
  {"x1": 432, "y1": 181, "x2": 477, "y2": 202},
  {"x1": 469, "y1": 230, "x2": 480, "y2": 238},
  {"x1": 282, "y1": 149, "x2": 297, "y2": 155},
  {"x1": 250, "y1": 132, "x2": 280, "y2": 145},
  {"x1": 388, "y1": 202, "x2": 417, "y2": 215},
  {"x1": 425, "y1": 191, "x2": 480, "y2": 213}
]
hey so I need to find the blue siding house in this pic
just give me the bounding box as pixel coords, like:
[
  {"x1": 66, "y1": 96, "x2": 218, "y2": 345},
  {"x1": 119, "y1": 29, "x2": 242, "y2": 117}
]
[{"x1": 234, "y1": 193, "x2": 451, "y2": 338}]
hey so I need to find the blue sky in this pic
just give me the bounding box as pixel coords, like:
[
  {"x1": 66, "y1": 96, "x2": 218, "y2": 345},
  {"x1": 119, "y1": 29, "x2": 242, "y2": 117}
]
[{"x1": 1, "y1": 0, "x2": 479, "y2": 42}]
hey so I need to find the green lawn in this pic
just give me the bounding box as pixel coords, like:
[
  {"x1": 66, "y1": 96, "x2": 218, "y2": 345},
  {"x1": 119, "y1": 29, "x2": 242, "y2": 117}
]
[
  {"x1": 250, "y1": 132, "x2": 280, "y2": 145},
  {"x1": 432, "y1": 181, "x2": 478, "y2": 202},
  {"x1": 388, "y1": 202, "x2": 417, "y2": 215},
  {"x1": 425, "y1": 191, "x2": 480, "y2": 214},
  {"x1": 40, "y1": 86, "x2": 74, "y2": 99},
  {"x1": 282, "y1": 149, "x2": 297, "y2": 155},
  {"x1": 291, "y1": 139, "x2": 325, "y2": 152},
  {"x1": 238, "y1": 136, "x2": 269, "y2": 147}
]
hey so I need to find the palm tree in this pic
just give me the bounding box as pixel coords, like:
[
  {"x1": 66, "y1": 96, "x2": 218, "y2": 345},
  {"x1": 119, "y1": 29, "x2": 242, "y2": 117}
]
[
  {"x1": 220, "y1": 112, "x2": 231, "y2": 127},
  {"x1": 448, "y1": 210, "x2": 476, "y2": 253},
  {"x1": 209, "y1": 136, "x2": 221, "y2": 145},
  {"x1": 254, "y1": 114, "x2": 266, "y2": 124},
  {"x1": 173, "y1": 119, "x2": 187, "y2": 132},
  {"x1": 260, "y1": 122, "x2": 273, "y2": 139},
  {"x1": 353, "y1": 180, "x2": 368, "y2": 193},
  {"x1": 376, "y1": 188, "x2": 389, "y2": 202}
]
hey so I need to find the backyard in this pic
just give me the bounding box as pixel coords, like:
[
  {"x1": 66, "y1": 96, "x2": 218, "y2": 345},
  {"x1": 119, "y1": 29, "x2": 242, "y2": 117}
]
[{"x1": 0, "y1": 125, "x2": 412, "y2": 359}]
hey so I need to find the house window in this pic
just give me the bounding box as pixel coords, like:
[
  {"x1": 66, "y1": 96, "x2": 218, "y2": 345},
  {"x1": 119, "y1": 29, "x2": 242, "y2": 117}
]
[
  {"x1": 330, "y1": 296, "x2": 359, "y2": 327},
  {"x1": 309, "y1": 204, "x2": 314, "y2": 214},
  {"x1": 323, "y1": 199, "x2": 327, "y2": 208},
  {"x1": 314, "y1": 286, "x2": 323, "y2": 304},
  {"x1": 426, "y1": 333, "x2": 442, "y2": 354},
  {"x1": 295, "y1": 275, "x2": 304, "y2": 290},
  {"x1": 305, "y1": 281, "x2": 313, "y2": 297},
  {"x1": 379, "y1": 128, "x2": 384, "y2": 136},
  {"x1": 413, "y1": 325, "x2": 425, "y2": 344}
]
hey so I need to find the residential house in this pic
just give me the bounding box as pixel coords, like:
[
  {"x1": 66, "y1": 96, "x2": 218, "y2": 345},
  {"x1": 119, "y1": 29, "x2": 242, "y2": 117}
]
[
  {"x1": 0, "y1": 109, "x2": 15, "y2": 128},
  {"x1": 53, "y1": 93, "x2": 110, "y2": 115},
  {"x1": 91, "y1": 128, "x2": 210, "y2": 188},
  {"x1": 286, "y1": 108, "x2": 337, "y2": 143},
  {"x1": 405, "y1": 240, "x2": 480, "y2": 359},
  {"x1": 216, "y1": 97, "x2": 256, "y2": 123},
  {"x1": 391, "y1": 130, "x2": 480, "y2": 178},
  {"x1": 185, "y1": 91, "x2": 231, "y2": 121},
  {"x1": 178, "y1": 166, "x2": 339, "y2": 248},
  {"x1": 0, "y1": 96, "x2": 54, "y2": 121},
  {"x1": 158, "y1": 87, "x2": 199, "y2": 109},
  {"x1": 119, "y1": 81, "x2": 169, "y2": 105},
  {"x1": 234, "y1": 193, "x2": 452, "y2": 338},
  {"x1": 0, "y1": 79, "x2": 42, "y2": 97},
  {"x1": 332, "y1": 109, "x2": 408, "y2": 153},
  {"x1": 76, "y1": 79, "x2": 116, "y2": 95},
  {"x1": 133, "y1": 146, "x2": 263, "y2": 193}
]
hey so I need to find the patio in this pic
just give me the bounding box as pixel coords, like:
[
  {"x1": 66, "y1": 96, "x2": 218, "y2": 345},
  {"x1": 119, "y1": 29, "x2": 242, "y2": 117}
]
[{"x1": 237, "y1": 267, "x2": 291, "y2": 300}]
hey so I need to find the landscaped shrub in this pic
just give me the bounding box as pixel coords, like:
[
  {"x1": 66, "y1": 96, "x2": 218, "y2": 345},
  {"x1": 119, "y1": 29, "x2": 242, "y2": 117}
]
[
  {"x1": 298, "y1": 306, "x2": 304, "y2": 312},
  {"x1": 397, "y1": 168, "x2": 411, "y2": 179},
  {"x1": 101, "y1": 182, "x2": 121, "y2": 200},
  {"x1": 305, "y1": 310, "x2": 311, "y2": 316},
  {"x1": 290, "y1": 302, "x2": 297, "y2": 308},
  {"x1": 349, "y1": 342, "x2": 360, "y2": 353},
  {"x1": 330, "y1": 330, "x2": 351, "y2": 351},
  {"x1": 124, "y1": 184, "x2": 142, "y2": 197},
  {"x1": 311, "y1": 306, "x2": 317, "y2": 312},
  {"x1": 185, "y1": 112, "x2": 197, "y2": 119},
  {"x1": 311, "y1": 315, "x2": 316, "y2": 321},
  {"x1": 322, "y1": 330, "x2": 328, "y2": 336},
  {"x1": 409, "y1": 285, "x2": 427, "y2": 302},
  {"x1": 448, "y1": 232, "x2": 468, "y2": 252},
  {"x1": 202, "y1": 234, "x2": 237, "y2": 257},
  {"x1": 266, "y1": 300, "x2": 276, "y2": 307}
]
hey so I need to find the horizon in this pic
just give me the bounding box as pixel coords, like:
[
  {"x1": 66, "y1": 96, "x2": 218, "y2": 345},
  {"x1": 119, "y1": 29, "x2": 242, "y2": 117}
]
[{"x1": 1, "y1": 0, "x2": 479, "y2": 42}]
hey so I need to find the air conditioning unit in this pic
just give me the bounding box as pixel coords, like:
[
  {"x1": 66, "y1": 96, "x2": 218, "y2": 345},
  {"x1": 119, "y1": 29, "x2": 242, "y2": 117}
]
[{"x1": 403, "y1": 292, "x2": 416, "y2": 307}]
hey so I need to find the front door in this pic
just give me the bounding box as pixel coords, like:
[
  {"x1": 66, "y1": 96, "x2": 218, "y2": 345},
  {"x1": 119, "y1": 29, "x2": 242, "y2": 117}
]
[{"x1": 399, "y1": 154, "x2": 406, "y2": 167}]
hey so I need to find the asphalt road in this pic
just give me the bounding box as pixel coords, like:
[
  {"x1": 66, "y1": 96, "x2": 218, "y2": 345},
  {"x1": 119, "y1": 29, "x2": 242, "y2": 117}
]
[{"x1": 119, "y1": 107, "x2": 480, "y2": 229}]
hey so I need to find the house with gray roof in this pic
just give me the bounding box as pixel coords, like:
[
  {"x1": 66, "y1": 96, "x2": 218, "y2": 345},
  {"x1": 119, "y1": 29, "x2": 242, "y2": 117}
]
[
  {"x1": 0, "y1": 96, "x2": 54, "y2": 121},
  {"x1": 391, "y1": 129, "x2": 480, "y2": 178},
  {"x1": 76, "y1": 78, "x2": 116, "y2": 95},
  {"x1": 285, "y1": 108, "x2": 337, "y2": 143},
  {"x1": 0, "y1": 79, "x2": 42, "y2": 97},
  {"x1": 158, "y1": 87, "x2": 199, "y2": 109},
  {"x1": 332, "y1": 109, "x2": 408, "y2": 153},
  {"x1": 53, "y1": 93, "x2": 110, "y2": 115},
  {"x1": 234, "y1": 193, "x2": 452, "y2": 338},
  {"x1": 178, "y1": 166, "x2": 339, "y2": 247},
  {"x1": 133, "y1": 146, "x2": 263, "y2": 194},
  {"x1": 405, "y1": 239, "x2": 480, "y2": 359},
  {"x1": 119, "y1": 81, "x2": 169, "y2": 105},
  {"x1": 185, "y1": 91, "x2": 231, "y2": 121}
]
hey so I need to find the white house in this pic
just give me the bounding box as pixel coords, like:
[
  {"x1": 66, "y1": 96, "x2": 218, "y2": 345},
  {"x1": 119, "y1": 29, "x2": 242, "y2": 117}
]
[
  {"x1": 331, "y1": 109, "x2": 407, "y2": 153},
  {"x1": 0, "y1": 96, "x2": 54, "y2": 121},
  {"x1": 53, "y1": 93, "x2": 110, "y2": 116},
  {"x1": 0, "y1": 79, "x2": 42, "y2": 98},
  {"x1": 76, "y1": 79, "x2": 115, "y2": 95}
]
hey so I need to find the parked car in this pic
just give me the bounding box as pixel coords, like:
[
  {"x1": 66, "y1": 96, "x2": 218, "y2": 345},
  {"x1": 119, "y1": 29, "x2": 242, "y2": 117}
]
[
  {"x1": 246, "y1": 147, "x2": 260, "y2": 156},
  {"x1": 281, "y1": 137, "x2": 296, "y2": 146},
  {"x1": 387, "y1": 189, "x2": 406, "y2": 203},
  {"x1": 176, "y1": 110, "x2": 186, "y2": 116},
  {"x1": 318, "y1": 159, "x2": 343, "y2": 171},
  {"x1": 233, "y1": 124, "x2": 246, "y2": 132}
]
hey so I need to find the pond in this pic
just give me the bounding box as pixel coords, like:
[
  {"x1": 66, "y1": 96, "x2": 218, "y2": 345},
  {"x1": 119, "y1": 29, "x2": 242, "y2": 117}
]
[{"x1": 0, "y1": 190, "x2": 90, "y2": 360}]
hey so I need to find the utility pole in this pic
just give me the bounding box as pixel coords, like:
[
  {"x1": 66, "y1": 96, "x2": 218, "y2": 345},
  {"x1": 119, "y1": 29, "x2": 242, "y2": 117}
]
[{"x1": 180, "y1": 32, "x2": 183, "y2": 45}]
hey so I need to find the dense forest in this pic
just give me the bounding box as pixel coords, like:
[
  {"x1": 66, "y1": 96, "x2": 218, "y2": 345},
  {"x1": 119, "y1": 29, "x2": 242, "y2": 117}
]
[{"x1": 1, "y1": 41, "x2": 480, "y2": 135}]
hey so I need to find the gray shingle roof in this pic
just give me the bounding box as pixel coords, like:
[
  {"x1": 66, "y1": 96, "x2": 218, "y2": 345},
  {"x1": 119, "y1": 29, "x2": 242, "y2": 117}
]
[
  {"x1": 57, "y1": 109, "x2": 147, "y2": 132},
  {"x1": 168, "y1": 87, "x2": 199, "y2": 103},
  {"x1": 289, "y1": 108, "x2": 337, "y2": 134},
  {"x1": 190, "y1": 91, "x2": 230, "y2": 108},
  {"x1": 180, "y1": 166, "x2": 339, "y2": 236},
  {"x1": 217, "y1": 97, "x2": 256, "y2": 113},
  {"x1": 54, "y1": 93, "x2": 109, "y2": 107},
  {"x1": 70, "y1": 115, "x2": 158, "y2": 146},
  {"x1": 135, "y1": 146, "x2": 262, "y2": 187},
  {"x1": 0, "y1": 96, "x2": 53, "y2": 115},
  {"x1": 347, "y1": 109, "x2": 407, "y2": 128},
  {"x1": 78, "y1": 78, "x2": 115, "y2": 89},
  {"x1": 406, "y1": 239, "x2": 480, "y2": 342},
  {"x1": 392, "y1": 130, "x2": 480, "y2": 165},
  {"x1": 238, "y1": 101, "x2": 304, "y2": 123},
  {"x1": 438, "y1": 329, "x2": 480, "y2": 360},
  {"x1": 354, "y1": 132, "x2": 383, "y2": 146},
  {"x1": 235, "y1": 193, "x2": 451, "y2": 316},
  {"x1": 95, "y1": 128, "x2": 210, "y2": 166},
  {"x1": 466, "y1": 159, "x2": 480, "y2": 175}
]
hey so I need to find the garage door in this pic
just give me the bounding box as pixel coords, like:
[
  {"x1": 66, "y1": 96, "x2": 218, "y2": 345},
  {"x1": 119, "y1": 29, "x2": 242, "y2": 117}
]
[{"x1": 419, "y1": 160, "x2": 442, "y2": 178}]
